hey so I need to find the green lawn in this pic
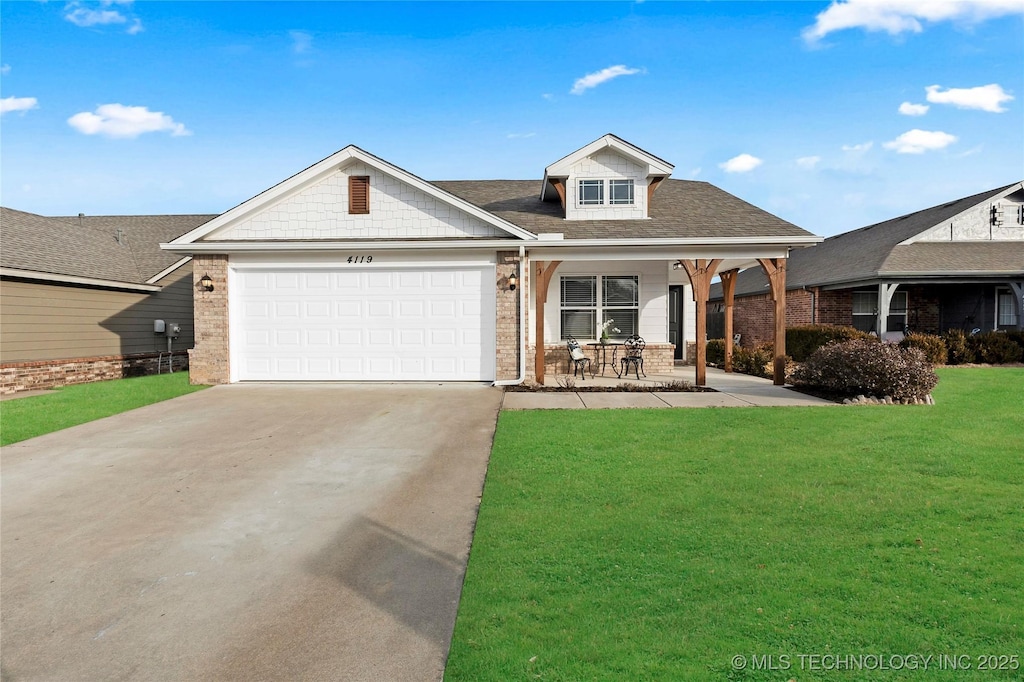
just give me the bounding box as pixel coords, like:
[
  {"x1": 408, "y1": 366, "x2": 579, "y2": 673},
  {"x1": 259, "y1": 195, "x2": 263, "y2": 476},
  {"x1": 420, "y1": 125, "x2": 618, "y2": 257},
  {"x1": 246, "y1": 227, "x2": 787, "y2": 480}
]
[
  {"x1": 0, "y1": 371, "x2": 208, "y2": 446},
  {"x1": 447, "y1": 368, "x2": 1024, "y2": 681}
]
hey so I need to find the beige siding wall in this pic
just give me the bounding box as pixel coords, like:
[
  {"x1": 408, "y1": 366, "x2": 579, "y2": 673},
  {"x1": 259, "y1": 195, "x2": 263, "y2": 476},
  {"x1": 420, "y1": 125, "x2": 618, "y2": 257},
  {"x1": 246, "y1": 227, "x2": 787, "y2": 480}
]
[{"x1": 0, "y1": 264, "x2": 195, "y2": 363}]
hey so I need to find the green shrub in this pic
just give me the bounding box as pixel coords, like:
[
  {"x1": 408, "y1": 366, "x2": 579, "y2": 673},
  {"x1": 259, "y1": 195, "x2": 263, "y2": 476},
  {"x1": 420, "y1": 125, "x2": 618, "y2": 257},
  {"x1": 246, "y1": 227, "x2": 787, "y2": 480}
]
[
  {"x1": 786, "y1": 325, "x2": 875, "y2": 362},
  {"x1": 733, "y1": 343, "x2": 775, "y2": 379},
  {"x1": 899, "y1": 332, "x2": 947, "y2": 365},
  {"x1": 942, "y1": 329, "x2": 974, "y2": 365},
  {"x1": 706, "y1": 338, "x2": 726, "y2": 365},
  {"x1": 791, "y1": 339, "x2": 939, "y2": 402},
  {"x1": 969, "y1": 331, "x2": 1024, "y2": 364}
]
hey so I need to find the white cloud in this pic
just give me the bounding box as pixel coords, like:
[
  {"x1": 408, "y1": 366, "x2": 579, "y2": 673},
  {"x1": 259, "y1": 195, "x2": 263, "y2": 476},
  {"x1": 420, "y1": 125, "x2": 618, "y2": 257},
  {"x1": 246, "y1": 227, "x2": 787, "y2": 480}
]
[
  {"x1": 1, "y1": 64, "x2": 10, "y2": 75},
  {"x1": 796, "y1": 155, "x2": 821, "y2": 169},
  {"x1": 67, "y1": 103, "x2": 191, "y2": 139},
  {"x1": 899, "y1": 101, "x2": 929, "y2": 116},
  {"x1": 925, "y1": 83, "x2": 1013, "y2": 112},
  {"x1": 688, "y1": 167, "x2": 702, "y2": 178},
  {"x1": 541, "y1": 93, "x2": 554, "y2": 101},
  {"x1": 506, "y1": 132, "x2": 536, "y2": 139},
  {"x1": 719, "y1": 153, "x2": 763, "y2": 173},
  {"x1": 290, "y1": 30, "x2": 312, "y2": 54},
  {"x1": 64, "y1": 1, "x2": 143, "y2": 34},
  {"x1": 841, "y1": 141, "x2": 874, "y2": 152},
  {"x1": 1, "y1": 96, "x2": 39, "y2": 115},
  {"x1": 803, "y1": 0, "x2": 1024, "y2": 43},
  {"x1": 883, "y1": 129, "x2": 958, "y2": 153},
  {"x1": 570, "y1": 65, "x2": 643, "y2": 95}
]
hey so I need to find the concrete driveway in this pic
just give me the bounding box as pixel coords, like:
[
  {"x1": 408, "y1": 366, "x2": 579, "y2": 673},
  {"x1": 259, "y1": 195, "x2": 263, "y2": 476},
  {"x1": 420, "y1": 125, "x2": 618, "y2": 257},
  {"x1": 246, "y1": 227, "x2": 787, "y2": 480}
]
[{"x1": 1, "y1": 383, "x2": 502, "y2": 681}]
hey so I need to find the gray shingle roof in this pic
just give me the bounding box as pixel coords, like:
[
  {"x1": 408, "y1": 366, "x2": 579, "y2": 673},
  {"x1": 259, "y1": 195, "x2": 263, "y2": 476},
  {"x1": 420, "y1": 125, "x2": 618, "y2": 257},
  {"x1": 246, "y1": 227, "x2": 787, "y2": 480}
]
[
  {"x1": 432, "y1": 179, "x2": 814, "y2": 240},
  {"x1": 2, "y1": 208, "x2": 215, "y2": 284},
  {"x1": 715, "y1": 183, "x2": 1024, "y2": 298}
]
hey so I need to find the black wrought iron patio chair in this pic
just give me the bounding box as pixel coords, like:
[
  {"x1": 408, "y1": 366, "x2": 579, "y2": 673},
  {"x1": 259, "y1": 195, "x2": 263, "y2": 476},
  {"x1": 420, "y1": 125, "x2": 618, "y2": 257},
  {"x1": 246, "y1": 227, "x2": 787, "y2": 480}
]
[
  {"x1": 619, "y1": 335, "x2": 646, "y2": 379},
  {"x1": 566, "y1": 336, "x2": 592, "y2": 379}
]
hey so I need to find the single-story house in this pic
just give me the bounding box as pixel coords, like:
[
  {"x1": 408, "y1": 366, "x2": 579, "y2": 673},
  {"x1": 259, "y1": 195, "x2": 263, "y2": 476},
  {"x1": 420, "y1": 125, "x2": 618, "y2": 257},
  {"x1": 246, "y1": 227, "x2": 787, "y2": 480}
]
[
  {"x1": 163, "y1": 135, "x2": 821, "y2": 386},
  {"x1": 710, "y1": 182, "x2": 1024, "y2": 344},
  {"x1": 0, "y1": 208, "x2": 213, "y2": 394}
]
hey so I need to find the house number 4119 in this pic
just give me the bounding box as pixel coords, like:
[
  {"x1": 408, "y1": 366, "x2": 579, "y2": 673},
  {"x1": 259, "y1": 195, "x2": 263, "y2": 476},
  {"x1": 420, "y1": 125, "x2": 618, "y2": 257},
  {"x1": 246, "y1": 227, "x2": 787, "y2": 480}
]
[{"x1": 346, "y1": 255, "x2": 374, "y2": 263}]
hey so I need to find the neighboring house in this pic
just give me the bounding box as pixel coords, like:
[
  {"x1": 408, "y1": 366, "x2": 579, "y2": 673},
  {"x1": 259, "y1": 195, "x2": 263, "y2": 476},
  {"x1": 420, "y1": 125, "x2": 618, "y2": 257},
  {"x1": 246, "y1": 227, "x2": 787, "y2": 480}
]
[
  {"x1": 1, "y1": 208, "x2": 214, "y2": 394},
  {"x1": 163, "y1": 134, "x2": 820, "y2": 386},
  {"x1": 710, "y1": 183, "x2": 1024, "y2": 345}
]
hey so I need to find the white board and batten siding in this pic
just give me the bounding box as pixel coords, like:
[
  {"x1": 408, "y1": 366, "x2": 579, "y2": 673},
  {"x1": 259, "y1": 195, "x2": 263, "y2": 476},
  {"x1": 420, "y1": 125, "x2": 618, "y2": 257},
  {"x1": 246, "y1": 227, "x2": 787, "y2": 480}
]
[{"x1": 230, "y1": 257, "x2": 497, "y2": 382}]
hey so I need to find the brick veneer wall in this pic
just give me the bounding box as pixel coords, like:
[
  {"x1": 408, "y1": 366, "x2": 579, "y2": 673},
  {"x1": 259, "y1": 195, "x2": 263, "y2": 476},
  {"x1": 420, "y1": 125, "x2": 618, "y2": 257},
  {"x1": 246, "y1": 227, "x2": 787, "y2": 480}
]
[
  {"x1": 730, "y1": 289, "x2": 814, "y2": 346},
  {"x1": 188, "y1": 255, "x2": 230, "y2": 385},
  {"x1": 526, "y1": 343, "x2": 675, "y2": 384},
  {"x1": 495, "y1": 251, "x2": 523, "y2": 381},
  {"x1": 1, "y1": 351, "x2": 189, "y2": 395}
]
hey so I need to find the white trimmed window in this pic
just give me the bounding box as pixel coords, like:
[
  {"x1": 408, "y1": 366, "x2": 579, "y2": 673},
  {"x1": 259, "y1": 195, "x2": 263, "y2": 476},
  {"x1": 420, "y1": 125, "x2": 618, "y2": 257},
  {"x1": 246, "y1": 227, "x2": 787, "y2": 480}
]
[
  {"x1": 560, "y1": 275, "x2": 639, "y2": 340},
  {"x1": 609, "y1": 179, "x2": 635, "y2": 205},
  {"x1": 851, "y1": 290, "x2": 907, "y2": 333},
  {"x1": 578, "y1": 180, "x2": 604, "y2": 206},
  {"x1": 576, "y1": 179, "x2": 635, "y2": 206},
  {"x1": 997, "y1": 288, "x2": 1019, "y2": 327}
]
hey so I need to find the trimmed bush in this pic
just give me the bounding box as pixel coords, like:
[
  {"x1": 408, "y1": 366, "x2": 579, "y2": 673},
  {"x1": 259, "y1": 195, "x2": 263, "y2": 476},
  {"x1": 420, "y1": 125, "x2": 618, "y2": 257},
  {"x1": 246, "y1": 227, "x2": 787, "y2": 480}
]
[
  {"x1": 791, "y1": 339, "x2": 938, "y2": 402},
  {"x1": 899, "y1": 332, "x2": 947, "y2": 365},
  {"x1": 969, "y1": 332, "x2": 1023, "y2": 364},
  {"x1": 1004, "y1": 330, "x2": 1024, "y2": 355},
  {"x1": 942, "y1": 329, "x2": 974, "y2": 365},
  {"x1": 733, "y1": 343, "x2": 775, "y2": 379},
  {"x1": 786, "y1": 325, "x2": 875, "y2": 362},
  {"x1": 706, "y1": 338, "x2": 726, "y2": 365}
]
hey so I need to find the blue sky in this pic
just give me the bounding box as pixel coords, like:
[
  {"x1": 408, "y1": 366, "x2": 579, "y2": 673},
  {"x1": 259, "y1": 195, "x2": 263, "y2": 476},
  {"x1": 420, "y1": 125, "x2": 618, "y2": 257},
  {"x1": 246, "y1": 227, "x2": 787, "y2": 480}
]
[{"x1": 1, "y1": 0, "x2": 1022, "y2": 236}]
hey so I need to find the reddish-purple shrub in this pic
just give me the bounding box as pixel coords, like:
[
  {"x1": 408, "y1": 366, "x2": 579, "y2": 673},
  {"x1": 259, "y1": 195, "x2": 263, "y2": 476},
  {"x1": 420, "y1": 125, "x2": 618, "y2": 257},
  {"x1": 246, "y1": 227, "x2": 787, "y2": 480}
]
[{"x1": 791, "y1": 339, "x2": 938, "y2": 402}]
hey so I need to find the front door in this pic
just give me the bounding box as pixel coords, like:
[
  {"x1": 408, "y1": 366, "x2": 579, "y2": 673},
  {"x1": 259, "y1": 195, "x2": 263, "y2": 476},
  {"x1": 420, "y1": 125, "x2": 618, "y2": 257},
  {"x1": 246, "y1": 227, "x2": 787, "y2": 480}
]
[{"x1": 669, "y1": 285, "x2": 685, "y2": 361}]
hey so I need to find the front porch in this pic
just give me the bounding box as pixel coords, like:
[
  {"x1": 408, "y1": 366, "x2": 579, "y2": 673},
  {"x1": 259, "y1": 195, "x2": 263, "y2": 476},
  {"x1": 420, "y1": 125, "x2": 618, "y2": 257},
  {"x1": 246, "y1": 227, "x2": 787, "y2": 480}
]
[{"x1": 504, "y1": 366, "x2": 834, "y2": 409}]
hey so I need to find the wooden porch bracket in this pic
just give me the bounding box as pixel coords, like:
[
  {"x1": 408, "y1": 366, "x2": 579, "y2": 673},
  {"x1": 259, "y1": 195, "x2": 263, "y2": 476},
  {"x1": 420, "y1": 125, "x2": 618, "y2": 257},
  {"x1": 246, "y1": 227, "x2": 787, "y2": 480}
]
[
  {"x1": 680, "y1": 258, "x2": 723, "y2": 386},
  {"x1": 1010, "y1": 282, "x2": 1024, "y2": 331},
  {"x1": 719, "y1": 269, "x2": 739, "y2": 373},
  {"x1": 757, "y1": 257, "x2": 787, "y2": 386},
  {"x1": 533, "y1": 260, "x2": 562, "y2": 384}
]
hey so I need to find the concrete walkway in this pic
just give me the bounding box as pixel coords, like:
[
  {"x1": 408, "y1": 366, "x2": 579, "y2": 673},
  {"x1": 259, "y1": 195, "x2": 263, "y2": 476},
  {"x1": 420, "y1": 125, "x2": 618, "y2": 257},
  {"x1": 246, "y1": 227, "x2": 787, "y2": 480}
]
[
  {"x1": 1, "y1": 383, "x2": 502, "y2": 682},
  {"x1": 502, "y1": 366, "x2": 835, "y2": 410}
]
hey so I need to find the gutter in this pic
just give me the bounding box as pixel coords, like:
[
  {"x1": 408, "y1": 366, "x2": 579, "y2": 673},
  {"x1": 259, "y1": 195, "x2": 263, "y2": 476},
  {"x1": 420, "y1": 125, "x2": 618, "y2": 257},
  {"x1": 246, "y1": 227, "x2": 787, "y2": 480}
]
[
  {"x1": 493, "y1": 245, "x2": 527, "y2": 386},
  {"x1": 0, "y1": 267, "x2": 161, "y2": 292}
]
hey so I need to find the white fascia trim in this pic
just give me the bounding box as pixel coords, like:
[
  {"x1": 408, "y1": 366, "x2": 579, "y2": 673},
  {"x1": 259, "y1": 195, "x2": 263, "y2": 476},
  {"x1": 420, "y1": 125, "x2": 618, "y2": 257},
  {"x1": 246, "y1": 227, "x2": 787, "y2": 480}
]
[
  {"x1": 164, "y1": 235, "x2": 821, "y2": 255},
  {"x1": 544, "y1": 134, "x2": 675, "y2": 178},
  {"x1": 145, "y1": 256, "x2": 192, "y2": 284},
  {"x1": 898, "y1": 181, "x2": 1024, "y2": 246},
  {"x1": 1, "y1": 267, "x2": 161, "y2": 292},
  {"x1": 167, "y1": 146, "x2": 537, "y2": 246}
]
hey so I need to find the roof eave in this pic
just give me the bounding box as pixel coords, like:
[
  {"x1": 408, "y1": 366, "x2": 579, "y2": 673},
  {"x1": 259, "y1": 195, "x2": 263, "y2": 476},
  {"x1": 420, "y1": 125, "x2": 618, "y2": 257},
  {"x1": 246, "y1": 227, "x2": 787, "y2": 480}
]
[{"x1": 1, "y1": 267, "x2": 161, "y2": 292}]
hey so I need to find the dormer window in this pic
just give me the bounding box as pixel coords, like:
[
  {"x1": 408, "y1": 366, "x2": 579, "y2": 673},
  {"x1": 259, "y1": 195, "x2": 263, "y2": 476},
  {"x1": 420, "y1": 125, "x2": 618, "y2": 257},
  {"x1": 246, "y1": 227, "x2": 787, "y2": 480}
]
[
  {"x1": 609, "y1": 179, "x2": 634, "y2": 205},
  {"x1": 578, "y1": 180, "x2": 604, "y2": 205},
  {"x1": 577, "y1": 179, "x2": 634, "y2": 207}
]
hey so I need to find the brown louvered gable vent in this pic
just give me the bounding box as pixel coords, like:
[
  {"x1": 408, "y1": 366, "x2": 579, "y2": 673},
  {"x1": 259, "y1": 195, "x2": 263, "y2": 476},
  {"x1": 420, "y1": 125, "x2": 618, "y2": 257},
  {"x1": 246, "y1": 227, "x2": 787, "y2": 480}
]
[{"x1": 349, "y1": 176, "x2": 370, "y2": 214}]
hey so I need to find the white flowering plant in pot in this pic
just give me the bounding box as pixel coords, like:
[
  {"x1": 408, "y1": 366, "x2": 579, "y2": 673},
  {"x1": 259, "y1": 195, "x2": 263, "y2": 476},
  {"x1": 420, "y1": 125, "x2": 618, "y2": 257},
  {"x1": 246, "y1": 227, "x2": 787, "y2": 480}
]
[{"x1": 599, "y1": 319, "x2": 621, "y2": 343}]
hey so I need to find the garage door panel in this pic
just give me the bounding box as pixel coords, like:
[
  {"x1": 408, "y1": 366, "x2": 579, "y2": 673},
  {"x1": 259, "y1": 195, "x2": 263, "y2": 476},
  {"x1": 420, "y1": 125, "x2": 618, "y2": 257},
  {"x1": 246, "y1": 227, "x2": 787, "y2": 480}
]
[{"x1": 235, "y1": 265, "x2": 494, "y2": 381}]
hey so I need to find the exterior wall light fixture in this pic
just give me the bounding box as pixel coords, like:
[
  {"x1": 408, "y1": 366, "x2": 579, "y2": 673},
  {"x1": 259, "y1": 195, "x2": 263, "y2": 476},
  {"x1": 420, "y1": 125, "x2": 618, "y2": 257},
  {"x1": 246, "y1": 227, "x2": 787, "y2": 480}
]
[
  {"x1": 508, "y1": 272, "x2": 518, "y2": 291},
  {"x1": 200, "y1": 273, "x2": 215, "y2": 292}
]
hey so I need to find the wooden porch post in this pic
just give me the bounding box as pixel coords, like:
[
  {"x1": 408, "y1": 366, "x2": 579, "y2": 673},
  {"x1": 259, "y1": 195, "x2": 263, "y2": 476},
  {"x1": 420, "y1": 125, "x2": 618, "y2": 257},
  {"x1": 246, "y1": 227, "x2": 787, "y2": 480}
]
[
  {"x1": 720, "y1": 269, "x2": 738, "y2": 373},
  {"x1": 757, "y1": 258, "x2": 787, "y2": 386},
  {"x1": 680, "y1": 259, "x2": 723, "y2": 386},
  {"x1": 1010, "y1": 282, "x2": 1024, "y2": 331},
  {"x1": 533, "y1": 260, "x2": 561, "y2": 385}
]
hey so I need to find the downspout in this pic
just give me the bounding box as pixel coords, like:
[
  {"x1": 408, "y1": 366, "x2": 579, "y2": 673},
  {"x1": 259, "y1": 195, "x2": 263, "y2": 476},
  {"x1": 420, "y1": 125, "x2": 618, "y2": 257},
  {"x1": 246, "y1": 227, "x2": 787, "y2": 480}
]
[
  {"x1": 494, "y1": 244, "x2": 527, "y2": 386},
  {"x1": 803, "y1": 286, "x2": 816, "y2": 325}
]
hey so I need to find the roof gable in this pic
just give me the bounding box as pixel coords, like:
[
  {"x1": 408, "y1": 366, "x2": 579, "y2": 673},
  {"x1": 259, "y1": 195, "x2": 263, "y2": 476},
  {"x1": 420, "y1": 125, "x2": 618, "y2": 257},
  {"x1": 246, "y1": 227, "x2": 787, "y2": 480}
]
[
  {"x1": 905, "y1": 182, "x2": 1024, "y2": 243},
  {"x1": 170, "y1": 146, "x2": 536, "y2": 245},
  {"x1": 544, "y1": 134, "x2": 674, "y2": 178}
]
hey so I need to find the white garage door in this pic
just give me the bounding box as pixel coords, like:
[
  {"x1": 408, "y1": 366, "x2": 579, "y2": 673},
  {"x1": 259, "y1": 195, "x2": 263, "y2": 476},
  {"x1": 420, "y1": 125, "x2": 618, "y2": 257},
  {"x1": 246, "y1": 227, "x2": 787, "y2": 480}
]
[{"x1": 234, "y1": 266, "x2": 495, "y2": 381}]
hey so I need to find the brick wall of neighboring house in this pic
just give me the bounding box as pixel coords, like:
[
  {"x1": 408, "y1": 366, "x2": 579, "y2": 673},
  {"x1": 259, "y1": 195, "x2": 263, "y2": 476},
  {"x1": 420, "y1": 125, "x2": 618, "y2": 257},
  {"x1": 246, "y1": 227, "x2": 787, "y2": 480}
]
[
  {"x1": 730, "y1": 289, "x2": 814, "y2": 346},
  {"x1": 526, "y1": 343, "x2": 675, "y2": 384},
  {"x1": 1, "y1": 351, "x2": 189, "y2": 395},
  {"x1": 188, "y1": 255, "x2": 230, "y2": 385},
  {"x1": 495, "y1": 251, "x2": 524, "y2": 381},
  {"x1": 816, "y1": 290, "x2": 853, "y2": 326}
]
